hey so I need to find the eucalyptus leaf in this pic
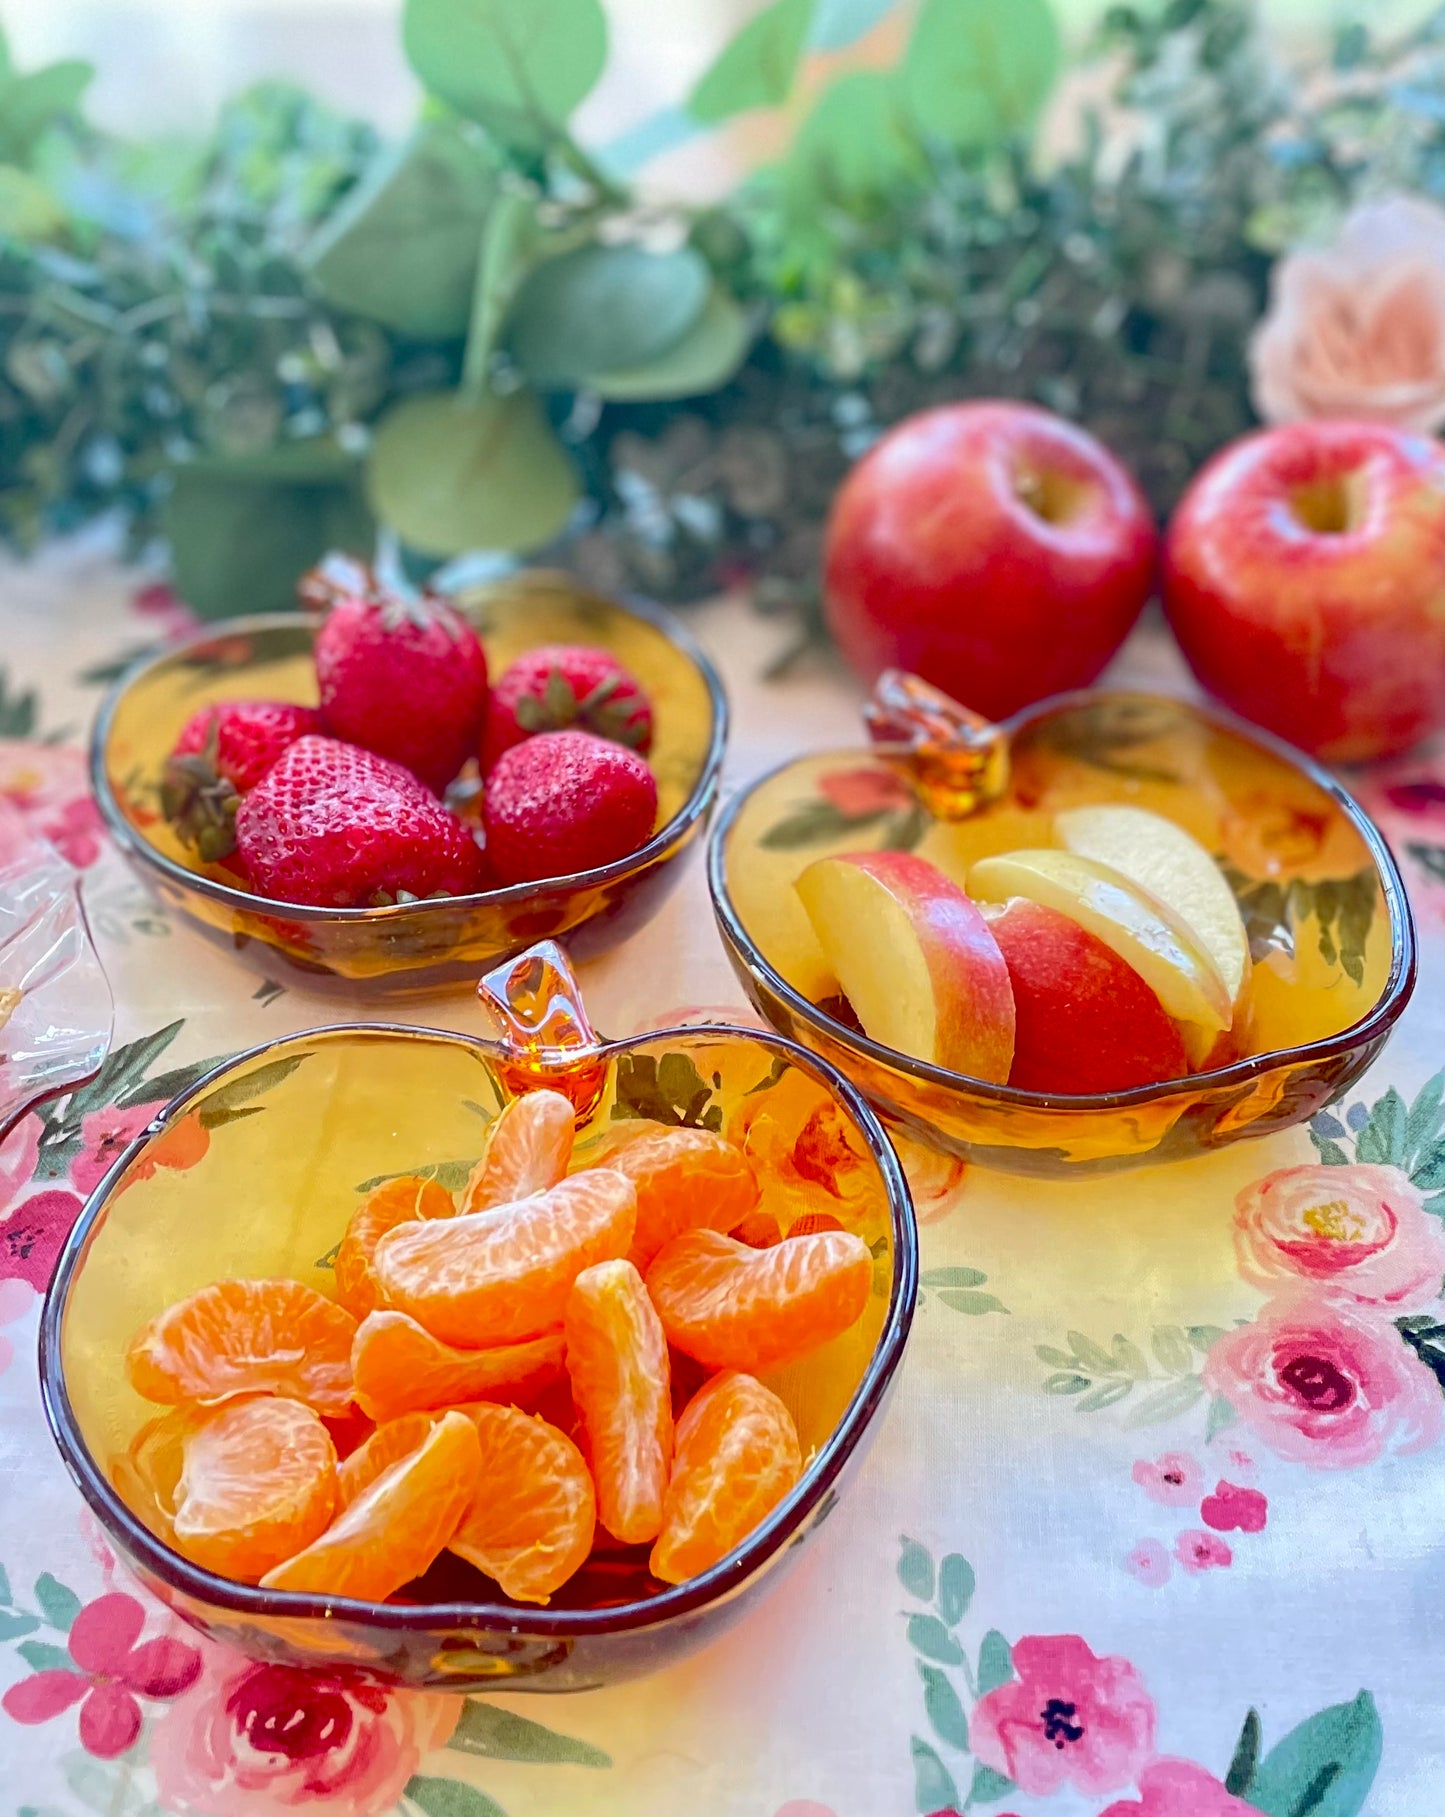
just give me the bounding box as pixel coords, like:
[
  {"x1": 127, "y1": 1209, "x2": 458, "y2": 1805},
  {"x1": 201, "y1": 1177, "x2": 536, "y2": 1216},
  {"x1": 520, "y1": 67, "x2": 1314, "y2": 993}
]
[
  {"x1": 303, "y1": 124, "x2": 494, "y2": 339},
  {"x1": 402, "y1": 0, "x2": 607, "y2": 152},
  {"x1": 689, "y1": 0, "x2": 814, "y2": 125},
  {"x1": 902, "y1": 0, "x2": 1060, "y2": 152},
  {"x1": 509, "y1": 243, "x2": 711, "y2": 389},
  {"x1": 0, "y1": 57, "x2": 93, "y2": 163},
  {"x1": 786, "y1": 71, "x2": 923, "y2": 206},
  {"x1": 809, "y1": 0, "x2": 899, "y2": 50},
  {"x1": 587, "y1": 286, "x2": 752, "y2": 400},
  {"x1": 366, "y1": 387, "x2": 579, "y2": 557},
  {"x1": 463, "y1": 187, "x2": 543, "y2": 392}
]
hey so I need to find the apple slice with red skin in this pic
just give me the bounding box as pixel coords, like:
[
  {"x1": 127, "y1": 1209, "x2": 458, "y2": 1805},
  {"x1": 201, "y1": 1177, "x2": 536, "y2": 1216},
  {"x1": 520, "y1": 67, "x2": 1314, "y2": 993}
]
[
  {"x1": 987, "y1": 898, "x2": 1189, "y2": 1094},
  {"x1": 795, "y1": 851, "x2": 1015, "y2": 1082}
]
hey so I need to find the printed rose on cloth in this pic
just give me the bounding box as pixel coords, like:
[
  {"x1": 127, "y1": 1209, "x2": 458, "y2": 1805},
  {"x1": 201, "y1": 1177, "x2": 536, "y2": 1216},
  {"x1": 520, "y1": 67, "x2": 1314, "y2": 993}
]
[
  {"x1": 969, "y1": 1634, "x2": 1155, "y2": 1796},
  {"x1": 0, "y1": 741, "x2": 105, "y2": 869}
]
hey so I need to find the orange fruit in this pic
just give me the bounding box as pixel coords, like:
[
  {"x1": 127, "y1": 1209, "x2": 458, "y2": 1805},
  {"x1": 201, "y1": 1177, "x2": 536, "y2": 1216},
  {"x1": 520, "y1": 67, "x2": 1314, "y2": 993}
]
[
  {"x1": 261, "y1": 1408, "x2": 480, "y2": 1601},
  {"x1": 126, "y1": 1278, "x2": 358, "y2": 1416},
  {"x1": 172, "y1": 1397, "x2": 338, "y2": 1581},
  {"x1": 650, "y1": 1370, "x2": 802, "y2": 1585},
  {"x1": 564, "y1": 1260, "x2": 672, "y2": 1545},
  {"x1": 607, "y1": 1126, "x2": 759, "y2": 1270},
  {"x1": 460, "y1": 1089, "x2": 574, "y2": 1215},
  {"x1": 730, "y1": 1211, "x2": 782, "y2": 1249},
  {"x1": 373, "y1": 1169, "x2": 636, "y2": 1346},
  {"x1": 350, "y1": 1310, "x2": 565, "y2": 1422},
  {"x1": 788, "y1": 1211, "x2": 845, "y2": 1237},
  {"x1": 645, "y1": 1228, "x2": 872, "y2": 1372},
  {"x1": 110, "y1": 1404, "x2": 210, "y2": 1542},
  {"x1": 336, "y1": 1411, "x2": 436, "y2": 1508},
  {"x1": 333, "y1": 1175, "x2": 456, "y2": 1319},
  {"x1": 448, "y1": 1403, "x2": 596, "y2": 1604}
]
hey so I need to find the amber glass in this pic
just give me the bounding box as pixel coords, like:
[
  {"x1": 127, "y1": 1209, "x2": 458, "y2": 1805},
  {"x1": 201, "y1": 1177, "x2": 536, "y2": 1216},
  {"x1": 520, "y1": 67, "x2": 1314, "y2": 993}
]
[
  {"x1": 708, "y1": 687, "x2": 1415, "y2": 1175},
  {"x1": 90, "y1": 574, "x2": 727, "y2": 992},
  {"x1": 39, "y1": 943, "x2": 914, "y2": 1691}
]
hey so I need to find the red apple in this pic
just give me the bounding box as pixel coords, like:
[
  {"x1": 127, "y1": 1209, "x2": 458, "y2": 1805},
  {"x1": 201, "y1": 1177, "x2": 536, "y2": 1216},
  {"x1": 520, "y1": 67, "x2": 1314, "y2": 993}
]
[
  {"x1": 987, "y1": 898, "x2": 1188, "y2": 1094},
  {"x1": 794, "y1": 851, "x2": 1015, "y2": 1082},
  {"x1": 822, "y1": 401, "x2": 1157, "y2": 719},
  {"x1": 1163, "y1": 421, "x2": 1445, "y2": 762}
]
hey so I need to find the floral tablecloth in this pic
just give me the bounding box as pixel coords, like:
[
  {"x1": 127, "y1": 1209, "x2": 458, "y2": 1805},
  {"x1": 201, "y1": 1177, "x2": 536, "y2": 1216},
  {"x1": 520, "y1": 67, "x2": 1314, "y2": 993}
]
[{"x1": 5, "y1": 538, "x2": 1445, "y2": 1817}]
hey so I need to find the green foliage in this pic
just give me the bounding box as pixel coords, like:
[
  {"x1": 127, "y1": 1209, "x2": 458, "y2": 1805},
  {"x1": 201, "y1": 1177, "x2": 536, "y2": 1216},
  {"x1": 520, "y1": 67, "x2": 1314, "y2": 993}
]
[
  {"x1": 689, "y1": 0, "x2": 815, "y2": 126},
  {"x1": 902, "y1": 0, "x2": 1059, "y2": 152},
  {"x1": 0, "y1": 23, "x2": 93, "y2": 166},
  {"x1": 445, "y1": 1696, "x2": 611, "y2": 1766},
  {"x1": 508, "y1": 244, "x2": 712, "y2": 387},
  {"x1": 1245, "y1": 1692, "x2": 1381, "y2": 1817},
  {"x1": 1310, "y1": 1071, "x2": 1445, "y2": 1216},
  {"x1": 588, "y1": 287, "x2": 752, "y2": 400}
]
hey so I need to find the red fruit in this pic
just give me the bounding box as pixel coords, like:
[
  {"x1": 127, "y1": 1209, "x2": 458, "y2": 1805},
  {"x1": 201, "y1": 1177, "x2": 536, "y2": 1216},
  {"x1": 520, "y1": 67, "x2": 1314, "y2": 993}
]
[
  {"x1": 314, "y1": 584, "x2": 488, "y2": 792},
  {"x1": 483, "y1": 730, "x2": 658, "y2": 887},
  {"x1": 988, "y1": 898, "x2": 1188, "y2": 1094},
  {"x1": 162, "y1": 700, "x2": 320, "y2": 862},
  {"x1": 823, "y1": 401, "x2": 1157, "y2": 719},
  {"x1": 234, "y1": 735, "x2": 488, "y2": 907},
  {"x1": 482, "y1": 645, "x2": 653, "y2": 771}
]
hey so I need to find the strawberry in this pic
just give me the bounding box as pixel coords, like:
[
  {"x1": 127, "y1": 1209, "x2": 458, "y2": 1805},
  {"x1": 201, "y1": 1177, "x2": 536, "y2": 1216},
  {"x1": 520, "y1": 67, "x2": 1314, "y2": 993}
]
[
  {"x1": 482, "y1": 729, "x2": 658, "y2": 887},
  {"x1": 161, "y1": 699, "x2": 319, "y2": 862},
  {"x1": 482, "y1": 644, "x2": 653, "y2": 771},
  {"x1": 234, "y1": 735, "x2": 488, "y2": 907},
  {"x1": 309, "y1": 567, "x2": 488, "y2": 794}
]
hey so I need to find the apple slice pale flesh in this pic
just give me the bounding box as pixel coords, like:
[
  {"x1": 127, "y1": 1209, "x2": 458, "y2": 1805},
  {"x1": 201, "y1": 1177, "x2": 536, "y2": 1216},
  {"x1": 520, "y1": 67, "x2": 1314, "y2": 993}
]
[
  {"x1": 966, "y1": 848, "x2": 1232, "y2": 1034},
  {"x1": 795, "y1": 851, "x2": 1016, "y2": 1082},
  {"x1": 1054, "y1": 804, "x2": 1249, "y2": 1003}
]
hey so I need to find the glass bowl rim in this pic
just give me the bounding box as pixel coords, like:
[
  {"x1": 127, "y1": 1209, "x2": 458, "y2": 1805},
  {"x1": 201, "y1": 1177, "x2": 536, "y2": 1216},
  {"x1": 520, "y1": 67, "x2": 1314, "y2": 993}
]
[
  {"x1": 88, "y1": 595, "x2": 729, "y2": 923},
  {"x1": 706, "y1": 685, "x2": 1418, "y2": 1113},
  {"x1": 39, "y1": 1019, "x2": 917, "y2": 1637}
]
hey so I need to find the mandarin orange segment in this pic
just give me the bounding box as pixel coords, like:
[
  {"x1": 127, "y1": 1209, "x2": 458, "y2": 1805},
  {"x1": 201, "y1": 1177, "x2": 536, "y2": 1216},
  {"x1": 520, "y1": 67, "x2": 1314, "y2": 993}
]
[
  {"x1": 260, "y1": 1408, "x2": 480, "y2": 1601},
  {"x1": 350, "y1": 1310, "x2": 566, "y2": 1422},
  {"x1": 333, "y1": 1175, "x2": 456, "y2": 1319},
  {"x1": 373, "y1": 1169, "x2": 636, "y2": 1346},
  {"x1": 645, "y1": 1228, "x2": 872, "y2": 1372},
  {"x1": 606, "y1": 1126, "x2": 760, "y2": 1270},
  {"x1": 448, "y1": 1403, "x2": 596, "y2": 1604},
  {"x1": 126, "y1": 1278, "x2": 358, "y2": 1415},
  {"x1": 172, "y1": 1397, "x2": 338, "y2": 1582},
  {"x1": 337, "y1": 1411, "x2": 436, "y2": 1508},
  {"x1": 110, "y1": 1403, "x2": 211, "y2": 1543},
  {"x1": 649, "y1": 1370, "x2": 802, "y2": 1585},
  {"x1": 564, "y1": 1260, "x2": 672, "y2": 1545},
  {"x1": 460, "y1": 1089, "x2": 575, "y2": 1215}
]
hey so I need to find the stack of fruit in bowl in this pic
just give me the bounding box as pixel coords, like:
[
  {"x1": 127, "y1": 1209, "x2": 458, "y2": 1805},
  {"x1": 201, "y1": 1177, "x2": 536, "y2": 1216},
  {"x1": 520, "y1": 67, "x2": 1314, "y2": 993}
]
[
  {"x1": 114, "y1": 1088, "x2": 876, "y2": 1604},
  {"x1": 158, "y1": 564, "x2": 662, "y2": 908}
]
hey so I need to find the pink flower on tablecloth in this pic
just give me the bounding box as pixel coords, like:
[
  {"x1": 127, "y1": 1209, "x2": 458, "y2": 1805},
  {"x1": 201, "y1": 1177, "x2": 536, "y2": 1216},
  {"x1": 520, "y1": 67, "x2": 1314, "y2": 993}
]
[
  {"x1": 1199, "y1": 1481, "x2": 1268, "y2": 1534},
  {"x1": 1123, "y1": 1539, "x2": 1170, "y2": 1588},
  {"x1": 0, "y1": 1114, "x2": 41, "y2": 1217},
  {"x1": 817, "y1": 766, "x2": 911, "y2": 819},
  {"x1": 149, "y1": 1658, "x2": 457, "y2": 1817},
  {"x1": 1234, "y1": 1163, "x2": 1445, "y2": 1312},
  {"x1": 1100, "y1": 1757, "x2": 1259, "y2": 1817},
  {"x1": 0, "y1": 1274, "x2": 33, "y2": 1375},
  {"x1": 0, "y1": 741, "x2": 106, "y2": 870},
  {"x1": 1202, "y1": 1292, "x2": 1443, "y2": 1468},
  {"x1": 0, "y1": 1190, "x2": 84, "y2": 1290},
  {"x1": 1131, "y1": 1452, "x2": 1203, "y2": 1506},
  {"x1": 2, "y1": 1591, "x2": 201, "y2": 1759},
  {"x1": 774, "y1": 1804, "x2": 837, "y2": 1817},
  {"x1": 71, "y1": 1101, "x2": 164, "y2": 1196},
  {"x1": 132, "y1": 582, "x2": 200, "y2": 639},
  {"x1": 1174, "y1": 1530, "x2": 1233, "y2": 1573},
  {"x1": 970, "y1": 1634, "x2": 1155, "y2": 1797}
]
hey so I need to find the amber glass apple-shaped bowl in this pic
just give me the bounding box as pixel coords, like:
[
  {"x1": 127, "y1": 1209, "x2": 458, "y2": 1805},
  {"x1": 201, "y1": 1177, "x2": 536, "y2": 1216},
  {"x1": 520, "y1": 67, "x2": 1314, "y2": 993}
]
[
  {"x1": 89, "y1": 574, "x2": 727, "y2": 992},
  {"x1": 708, "y1": 680, "x2": 1415, "y2": 1176},
  {"x1": 39, "y1": 942, "x2": 914, "y2": 1691}
]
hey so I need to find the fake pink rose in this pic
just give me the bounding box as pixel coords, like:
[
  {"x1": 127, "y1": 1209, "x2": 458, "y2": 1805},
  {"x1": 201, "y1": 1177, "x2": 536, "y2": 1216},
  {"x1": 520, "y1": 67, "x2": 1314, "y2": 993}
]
[
  {"x1": 1203, "y1": 1291, "x2": 1443, "y2": 1468},
  {"x1": 969, "y1": 1634, "x2": 1155, "y2": 1797},
  {"x1": 1234, "y1": 1162, "x2": 1445, "y2": 1312},
  {"x1": 1250, "y1": 196, "x2": 1445, "y2": 431}
]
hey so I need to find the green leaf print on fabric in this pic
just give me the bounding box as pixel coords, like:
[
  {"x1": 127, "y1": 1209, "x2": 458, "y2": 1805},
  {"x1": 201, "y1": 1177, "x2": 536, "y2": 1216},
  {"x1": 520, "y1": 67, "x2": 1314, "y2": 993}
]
[
  {"x1": 1311, "y1": 1071, "x2": 1445, "y2": 1213},
  {"x1": 406, "y1": 1777, "x2": 509, "y2": 1817},
  {"x1": 1247, "y1": 1691, "x2": 1382, "y2": 1817},
  {"x1": 909, "y1": 1736, "x2": 959, "y2": 1814},
  {"x1": 446, "y1": 1698, "x2": 611, "y2": 1767},
  {"x1": 897, "y1": 1537, "x2": 935, "y2": 1600}
]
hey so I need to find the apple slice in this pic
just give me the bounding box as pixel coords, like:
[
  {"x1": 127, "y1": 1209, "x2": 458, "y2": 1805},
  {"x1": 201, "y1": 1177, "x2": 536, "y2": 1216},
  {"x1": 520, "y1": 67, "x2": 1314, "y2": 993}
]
[
  {"x1": 966, "y1": 848, "x2": 1232, "y2": 1034},
  {"x1": 1054, "y1": 804, "x2": 1249, "y2": 1003},
  {"x1": 795, "y1": 852, "x2": 1015, "y2": 1081}
]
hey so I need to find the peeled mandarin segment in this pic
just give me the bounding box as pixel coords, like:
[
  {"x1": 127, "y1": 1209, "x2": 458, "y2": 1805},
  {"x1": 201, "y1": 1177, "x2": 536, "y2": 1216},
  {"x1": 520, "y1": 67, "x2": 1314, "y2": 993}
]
[
  {"x1": 607, "y1": 1126, "x2": 761, "y2": 1271},
  {"x1": 260, "y1": 1409, "x2": 480, "y2": 1602},
  {"x1": 110, "y1": 1404, "x2": 212, "y2": 1543},
  {"x1": 336, "y1": 1411, "x2": 436, "y2": 1509},
  {"x1": 333, "y1": 1176, "x2": 456, "y2": 1320},
  {"x1": 564, "y1": 1259, "x2": 672, "y2": 1545},
  {"x1": 126, "y1": 1278, "x2": 358, "y2": 1416},
  {"x1": 1054, "y1": 803, "x2": 1251, "y2": 1003},
  {"x1": 650, "y1": 1370, "x2": 802, "y2": 1586},
  {"x1": 172, "y1": 1397, "x2": 338, "y2": 1582},
  {"x1": 460, "y1": 1089, "x2": 575, "y2": 1216},
  {"x1": 373, "y1": 1169, "x2": 636, "y2": 1347},
  {"x1": 350, "y1": 1310, "x2": 565, "y2": 1423},
  {"x1": 646, "y1": 1228, "x2": 873, "y2": 1373},
  {"x1": 967, "y1": 849, "x2": 1232, "y2": 1033},
  {"x1": 448, "y1": 1403, "x2": 596, "y2": 1605}
]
